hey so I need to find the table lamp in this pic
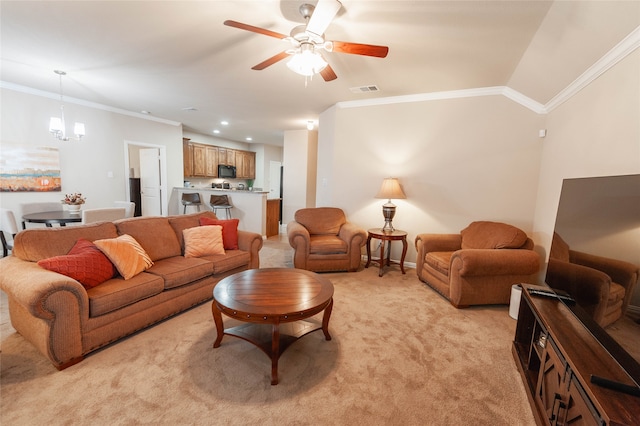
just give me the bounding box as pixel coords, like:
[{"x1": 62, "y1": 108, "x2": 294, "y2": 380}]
[{"x1": 375, "y1": 177, "x2": 406, "y2": 232}]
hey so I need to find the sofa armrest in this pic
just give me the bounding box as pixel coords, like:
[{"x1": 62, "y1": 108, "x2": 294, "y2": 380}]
[
  {"x1": 236, "y1": 230, "x2": 263, "y2": 269},
  {"x1": 338, "y1": 222, "x2": 367, "y2": 249},
  {"x1": 287, "y1": 221, "x2": 310, "y2": 269},
  {"x1": 451, "y1": 249, "x2": 540, "y2": 277},
  {"x1": 0, "y1": 256, "x2": 89, "y2": 368},
  {"x1": 546, "y1": 258, "x2": 609, "y2": 324},
  {"x1": 415, "y1": 233, "x2": 461, "y2": 273}
]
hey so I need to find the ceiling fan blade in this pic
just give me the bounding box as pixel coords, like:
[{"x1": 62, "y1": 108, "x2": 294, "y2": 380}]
[
  {"x1": 251, "y1": 51, "x2": 290, "y2": 70},
  {"x1": 320, "y1": 64, "x2": 338, "y2": 82},
  {"x1": 331, "y1": 41, "x2": 389, "y2": 58},
  {"x1": 306, "y1": 0, "x2": 342, "y2": 37},
  {"x1": 224, "y1": 20, "x2": 288, "y2": 39}
]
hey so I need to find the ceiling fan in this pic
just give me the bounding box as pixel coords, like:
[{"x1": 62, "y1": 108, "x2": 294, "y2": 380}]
[{"x1": 224, "y1": 0, "x2": 389, "y2": 81}]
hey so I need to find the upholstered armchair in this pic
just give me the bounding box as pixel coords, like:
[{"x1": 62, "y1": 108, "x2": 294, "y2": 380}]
[
  {"x1": 546, "y1": 232, "x2": 639, "y2": 327},
  {"x1": 287, "y1": 207, "x2": 367, "y2": 272},
  {"x1": 415, "y1": 221, "x2": 540, "y2": 308}
]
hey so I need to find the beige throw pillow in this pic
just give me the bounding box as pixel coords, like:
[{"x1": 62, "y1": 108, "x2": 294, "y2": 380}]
[
  {"x1": 183, "y1": 225, "x2": 225, "y2": 258},
  {"x1": 94, "y1": 234, "x2": 154, "y2": 279}
]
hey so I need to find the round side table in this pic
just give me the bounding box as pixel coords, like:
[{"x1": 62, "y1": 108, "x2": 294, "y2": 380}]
[{"x1": 365, "y1": 228, "x2": 408, "y2": 277}]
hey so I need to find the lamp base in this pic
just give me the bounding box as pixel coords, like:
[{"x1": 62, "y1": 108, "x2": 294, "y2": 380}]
[{"x1": 381, "y1": 202, "x2": 396, "y2": 232}]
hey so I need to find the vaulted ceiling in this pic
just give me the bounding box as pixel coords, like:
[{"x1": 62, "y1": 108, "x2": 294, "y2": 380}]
[{"x1": 1, "y1": 1, "x2": 638, "y2": 146}]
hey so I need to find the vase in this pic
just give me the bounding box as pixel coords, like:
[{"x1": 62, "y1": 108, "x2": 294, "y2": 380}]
[{"x1": 67, "y1": 204, "x2": 82, "y2": 214}]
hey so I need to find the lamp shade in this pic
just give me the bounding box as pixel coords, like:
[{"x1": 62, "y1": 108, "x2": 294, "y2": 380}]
[{"x1": 375, "y1": 178, "x2": 406, "y2": 200}]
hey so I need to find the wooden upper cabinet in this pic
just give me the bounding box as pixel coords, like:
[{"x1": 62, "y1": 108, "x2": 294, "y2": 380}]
[
  {"x1": 218, "y1": 148, "x2": 235, "y2": 166},
  {"x1": 236, "y1": 151, "x2": 255, "y2": 179},
  {"x1": 183, "y1": 140, "x2": 253, "y2": 179},
  {"x1": 191, "y1": 143, "x2": 207, "y2": 177},
  {"x1": 205, "y1": 146, "x2": 218, "y2": 177}
]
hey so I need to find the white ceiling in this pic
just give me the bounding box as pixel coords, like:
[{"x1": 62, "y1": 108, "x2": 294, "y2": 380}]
[{"x1": 1, "y1": 1, "x2": 638, "y2": 146}]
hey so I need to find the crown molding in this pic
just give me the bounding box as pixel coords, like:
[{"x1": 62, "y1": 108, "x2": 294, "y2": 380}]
[
  {"x1": 544, "y1": 25, "x2": 640, "y2": 112},
  {"x1": 0, "y1": 81, "x2": 182, "y2": 127}
]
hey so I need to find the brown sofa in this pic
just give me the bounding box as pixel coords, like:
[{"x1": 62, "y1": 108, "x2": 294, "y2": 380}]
[
  {"x1": 287, "y1": 207, "x2": 366, "y2": 272},
  {"x1": 0, "y1": 211, "x2": 262, "y2": 370},
  {"x1": 415, "y1": 221, "x2": 540, "y2": 308},
  {"x1": 546, "y1": 232, "x2": 639, "y2": 327}
]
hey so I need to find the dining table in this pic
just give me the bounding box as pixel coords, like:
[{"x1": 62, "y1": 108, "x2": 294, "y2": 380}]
[{"x1": 22, "y1": 210, "x2": 83, "y2": 229}]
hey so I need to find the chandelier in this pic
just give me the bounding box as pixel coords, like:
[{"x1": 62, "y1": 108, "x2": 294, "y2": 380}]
[{"x1": 49, "y1": 70, "x2": 85, "y2": 141}]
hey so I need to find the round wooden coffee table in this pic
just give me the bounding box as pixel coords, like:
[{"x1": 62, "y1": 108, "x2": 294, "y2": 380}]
[{"x1": 211, "y1": 268, "x2": 334, "y2": 385}]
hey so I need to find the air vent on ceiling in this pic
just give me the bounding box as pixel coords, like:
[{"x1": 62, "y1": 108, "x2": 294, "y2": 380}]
[{"x1": 349, "y1": 85, "x2": 380, "y2": 93}]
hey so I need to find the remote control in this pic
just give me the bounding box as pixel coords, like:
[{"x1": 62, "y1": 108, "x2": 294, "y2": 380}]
[
  {"x1": 590, "y1": 375, "x2": 640, "y2": 397},
  {"x1": 528, "y1": 289, "x2": 576, "y2": 304}
]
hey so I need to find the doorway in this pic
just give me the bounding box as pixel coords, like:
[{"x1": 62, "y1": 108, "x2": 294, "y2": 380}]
[{"x1": 124, "y1": 141, "x2": 168, "y2": 216}]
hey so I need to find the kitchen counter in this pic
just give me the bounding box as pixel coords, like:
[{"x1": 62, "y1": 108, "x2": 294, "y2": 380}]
[{"x1": 170, "y1": 187, "x2": 268, "y2": 236}]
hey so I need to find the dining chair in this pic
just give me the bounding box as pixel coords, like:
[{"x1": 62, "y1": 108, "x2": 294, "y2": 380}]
[
  {"x1": 20, "y1": 202, "x2": 63, "y2": 229},
  {"x1": 209, "y1": 194, "x2": 232, "y2": 219},
  {"x1": 181, "y1": 193, "x2": 202, "y2": 214},
  {"x1": 81, "y1": 207, "x2": 127, "y2": 224},
  {"x1": 1, "y1": 208, "x2": 19, "y2": 257},
  {"x1": 113, "y1": 201, "x2": 136, "y2": 218}
]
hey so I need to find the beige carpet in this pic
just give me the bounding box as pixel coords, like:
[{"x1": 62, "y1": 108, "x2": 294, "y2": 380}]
[{"x1": 1, "y1": 237, "x2": 536, "y2": 425}]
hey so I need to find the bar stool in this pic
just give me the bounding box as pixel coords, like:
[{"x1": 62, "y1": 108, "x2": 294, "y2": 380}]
[
  {"x1": 209, "y1": 194, "x2": 232, "y2": 219},
  {"x1": 181, "y1": 193, "x2": 202, "y2": 214}
]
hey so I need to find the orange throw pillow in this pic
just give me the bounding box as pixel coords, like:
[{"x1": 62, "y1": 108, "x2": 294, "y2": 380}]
[
  {"x1": 37, "y1": 239, "x2": 117, "y2": 289},
  {"x1": 183, "y1": 225, "x2": 225, "y2": 257},
  {"x1": 94, "y1": 234, "x2": 153, "y2": 279},
  {"x1": 199, "y1": 217, "x2": 239, "y2": 250}
]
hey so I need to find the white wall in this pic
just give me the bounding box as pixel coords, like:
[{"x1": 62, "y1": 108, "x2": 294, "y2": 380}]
[
  {"x1": 318, "y1": 95, "x2": 545, "y2": 264},
  {"x1": 1, "y1": 88, "x2": 183, "y2": 220},
  {"x1": 282, "y1": 129, "x2": 317, "y2": 225}
]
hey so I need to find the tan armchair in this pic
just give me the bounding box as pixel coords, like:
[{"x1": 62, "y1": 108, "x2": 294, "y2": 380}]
[
  {"x1": 415, "y1": 221, "x2": 540, "y2": 308},
  {"x1": 546, "y1": 232, "x2": 639, "y2": 327},
  {"x1": 287, "y1": 207, "x2": 366, "y2": 272}
]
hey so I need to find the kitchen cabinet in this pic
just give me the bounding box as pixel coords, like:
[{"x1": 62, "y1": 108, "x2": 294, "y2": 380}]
[
  {"x1": 183, "y1": 139, "x2": 254, "y2": 179},
  {"x1": 236, "y1": 151, "x2": 256, "y2": 179},
  {"x1": 218, "y1": 148, "x2": 235, "y2": 166},
  {"x1": 266, "y1": 198, "x2": 281, "y2": 237}
]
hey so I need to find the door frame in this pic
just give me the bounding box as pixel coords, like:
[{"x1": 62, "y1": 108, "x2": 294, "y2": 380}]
[{"x1": 123, "y1": 140, "x2": 168, "y2": 216}]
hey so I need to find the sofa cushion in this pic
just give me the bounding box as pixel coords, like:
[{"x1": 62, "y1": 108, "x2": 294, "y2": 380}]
[
  {"x1": 425, "y1": 251, "x2": 453, "y2": 276},
  {"x1": 94, "y1": 234, "x2": 154, "y2": 279},
  {"x1": 86, "y1": 272, "x2": 164, "y2": 317},
  {"x1": 168, "y1": 211, "x2": 218, "y2": 253},
  {"x1": 309, "y1": 235, "x2": 348, "y2": 254},
  {"x1": 115, "y1": 217, "x2": 181, "y2": 261},
  {"x1": 13, "y1": 222, "x2": 118, "y2": 262},
  {"x1": 201, "y1": 250, "x2": 251, "y2": 274},
  {"x1": 199, "y1": 217, "x2": 239, "y2": 250},
  {"x1": 294, "y1": 207, "x2": 346, "y2": 235},
  {"x1": 36, "y1": 239, "x2": 117, "y2": 289},
  {"x1": 146, "y1": 256, "x2": 213, "y2": 290},
  {"x1": 460, "y1": 221, "x2": 527, "y2": 250},
  {"x1": 183, "y1": 225, "x2": 225, "y2": 257}
]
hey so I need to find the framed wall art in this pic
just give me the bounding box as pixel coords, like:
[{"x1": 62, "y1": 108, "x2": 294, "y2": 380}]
[{"x1": 0, "y1": 144, "x2": 61, "y2": 192}]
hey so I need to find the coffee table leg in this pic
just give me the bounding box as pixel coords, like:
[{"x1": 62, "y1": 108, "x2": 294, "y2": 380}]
[
  {"x1": 271, "y1": 323, "x2": 280, "y2": 385},
  {"x1": 211, "y1": 302, "x2": 225, "y2": 348},
  {"x1": 322, "y1": 298, "x2": 333, "y2": 341}
]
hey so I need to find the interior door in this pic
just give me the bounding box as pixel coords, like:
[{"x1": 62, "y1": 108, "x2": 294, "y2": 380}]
[
  {"x1": 139, "y1": 148, "x2": 162, "y2": 216},
  {"x1": 269, "y1": 161, "x2": 282, "y2": 200}
]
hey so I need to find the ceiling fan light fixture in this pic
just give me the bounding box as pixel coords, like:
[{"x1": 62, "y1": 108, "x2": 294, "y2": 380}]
[{"x1": 286, "y1": 43, "x2": 327, "y2": 77}]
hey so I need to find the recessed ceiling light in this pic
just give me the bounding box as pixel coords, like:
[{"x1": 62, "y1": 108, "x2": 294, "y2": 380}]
[
  {"x1": 246, "y1": 137, "x2": 253, "y2": 141},
  {"x1": 213, "y1": 129, "x2": 220, "y2": 134},
  {"x1": 220, "y1": 121, "x2": 229, "y2": 126},
  {"x1": 141, "y1": 110, "x2": 151, "y2": 115},
  {"x1": 182, "y1": 107, "x2": 198, "y2": 111}
]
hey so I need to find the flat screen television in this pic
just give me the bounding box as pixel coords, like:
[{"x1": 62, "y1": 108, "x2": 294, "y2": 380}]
[{"x1": 546, "y1": 174, "x2": 640, "y2": 393}]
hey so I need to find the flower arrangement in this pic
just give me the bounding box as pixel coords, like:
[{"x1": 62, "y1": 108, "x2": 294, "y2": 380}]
[{"x1": 62, "y1": 193, "x2": 86, "y2": 205}]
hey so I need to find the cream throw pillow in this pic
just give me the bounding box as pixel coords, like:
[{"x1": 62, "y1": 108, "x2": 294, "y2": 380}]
[
  {"x1": 183, "y1": 225, "x2": 225, "y2": 258},
  {"x1": 94, "y1": 234, "x2": 154, "y2": 279}
]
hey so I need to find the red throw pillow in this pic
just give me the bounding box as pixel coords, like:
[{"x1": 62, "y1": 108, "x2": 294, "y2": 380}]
[
  {"x1": 37, "y1": 239, "x2": 117, "y2": 289},
  {"x1": 199, "y1": 217, "x2": 239, "y2": 250}
]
